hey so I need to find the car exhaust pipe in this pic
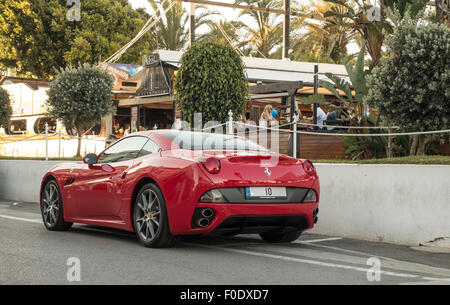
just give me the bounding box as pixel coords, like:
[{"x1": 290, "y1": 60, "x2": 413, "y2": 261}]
[
  {"x1": 197, "y1": 218, "x2": 210, "y2": 228},
  {"x1": 201, "y1": 208, "x2": 214, "y2": 218}
]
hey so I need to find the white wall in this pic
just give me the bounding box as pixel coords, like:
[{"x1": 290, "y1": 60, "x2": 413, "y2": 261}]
[
  {"x1": 0, "y1": 161, "x2": 449, "y2": 246},
  {"x1": 0, "y1": 160, "x2": 63, "y2": 203},
  {"x1": 0, "y1": 138, "x2": 106, "y2": 158},
  {"x1": 311, "y1": 164, "x2": 450, "y2": 246}
]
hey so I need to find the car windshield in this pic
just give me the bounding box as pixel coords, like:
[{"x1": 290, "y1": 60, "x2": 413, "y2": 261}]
[{"x1": 156, "y1": 130, "x2": 267, "y2": 152}]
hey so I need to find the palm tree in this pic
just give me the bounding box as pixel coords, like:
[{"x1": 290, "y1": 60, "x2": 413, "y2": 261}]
[
  {"x1": 290, "y1": 1, "x2": 356, "y2": 63},
  {"x1": 147, "y1": 0, "x2": 211, "y2": 50},
  {"x1": 302, "y1": 47, "x2": 369, "y2": 126},
  {"x1": 200, "y1": 20, "x2": 245, "y2": 48},
  {"x1": 234, "y1": 0, "x2": 283, "y2": 58},
  {"x1": 322, "y1": 0, "x2": 428, "y2": 66}
]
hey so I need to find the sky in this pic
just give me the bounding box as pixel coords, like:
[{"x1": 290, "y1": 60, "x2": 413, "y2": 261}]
[{"x1": 127, "y1": 0, "x2": 360, "y2": 56}]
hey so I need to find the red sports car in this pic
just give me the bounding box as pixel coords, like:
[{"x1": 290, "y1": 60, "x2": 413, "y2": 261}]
[{"x1": 40, "y1": 130, "x2": 320, "y2": 247}]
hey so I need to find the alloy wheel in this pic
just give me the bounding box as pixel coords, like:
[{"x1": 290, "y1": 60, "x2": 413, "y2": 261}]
[
  {"x1": 42, "y1": 183, "x2": 60, "y2": 227},
  {"x1": 135, "y1": 189, "x2": 161, "y2": 242}
]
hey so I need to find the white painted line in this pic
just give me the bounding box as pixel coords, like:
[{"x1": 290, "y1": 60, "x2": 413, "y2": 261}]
[
  {"x1": 296, "y1": 241, "x2": 398, "y2": 262},
  {"x1": 421, "y1": 277, "x2": 450, "y2": 283},
  {"x1": 0, "y1": 214, "x2": 43, "y2": 224},
  {"x1": 186, "y1": 242, "x2": 450, "y2": 283},
  {"x1": 184, "y1": 242, "x2": 418, "y2": 279},
  {"x1": 297, "y1": 237, "x2": 343, "y2": 243}
]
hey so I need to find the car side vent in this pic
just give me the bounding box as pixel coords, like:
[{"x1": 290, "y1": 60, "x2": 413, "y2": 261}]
[{"x1": 64, "y1": 177, "x2": 75, "y2": 186}]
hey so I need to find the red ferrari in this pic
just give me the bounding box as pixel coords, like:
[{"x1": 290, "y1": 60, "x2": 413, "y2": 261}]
[{"x1": 40, "y1": 130, "x2": 320, "y2": 247}]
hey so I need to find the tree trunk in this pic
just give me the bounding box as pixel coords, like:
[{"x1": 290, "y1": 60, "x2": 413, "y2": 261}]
[
  {"x1": 387, "y1": 135, "x2": 393, "y2": 158},
  {"x1": 436, "y1": 0, "x2": 443, "y2": 24},
  {"x1": 417, "y1": 134, "x2": 426, "y2": 156},
  {"x1": 410, "y1": 135, "x2": 418, "y2": 156},
  {"x1": 76, "y1": 126, "x2": 82, "y2": 157},
  {"x1": 436, "y1": 0, "x2": 450, "y2": 26}
]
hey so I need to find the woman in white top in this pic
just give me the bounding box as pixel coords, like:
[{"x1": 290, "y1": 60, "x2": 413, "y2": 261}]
[{"x1": 259, "y1": 105, "x2": 275, "y2": 128}]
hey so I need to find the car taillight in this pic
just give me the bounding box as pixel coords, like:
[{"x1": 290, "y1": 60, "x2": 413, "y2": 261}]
[
  {"x1": 302, "y1": 160, "x2": 316, "y2": 176},
  {"x1": 197, "y1": 157, "x2": 221, "y2": 174},
  {"x1": 303, "y1": 189, "x2": 317, "y2": 203},
  {"x1": 199, "y1": 189, "x2": 227, "y2": 203}
]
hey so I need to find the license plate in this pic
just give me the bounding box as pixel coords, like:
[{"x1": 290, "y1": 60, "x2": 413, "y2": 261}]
[{"x1": 245, "y1": 187, "x2": 287, "y2": 199}]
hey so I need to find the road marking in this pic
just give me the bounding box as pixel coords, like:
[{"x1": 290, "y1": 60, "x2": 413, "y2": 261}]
[
  {"x1": 297, "y1": 237, "x2": 342, "y2": 243},
  {"x1": 3, "y1": 214, "x2": 449, "y2": 284},
  {"x1": 421, "y1": 277, "x2": 450, "y2": 282},
  {"x1": 185, "y1": 242, "x2": 450, "y2": 283},
  {"x1": 184, "y1": 242, "x2": 418, "y2": 279},
  {"x1": 0, "y1": 214, "x2": 43, "y2": 224}
]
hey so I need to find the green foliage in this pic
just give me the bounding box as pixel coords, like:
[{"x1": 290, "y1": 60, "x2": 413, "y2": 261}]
[
  {"x1": 289, "y1": 1, "x2": 356, "y2": 64},
  {"x1": 174, "y1": 41, "x2": 247, "y2": 125},
  {"x1": 0, "y1": 0, "x2": 154, "y2": 78},
  {"x1": 0, "y1": 87, "x2": 13, "y2": 129},
  {"x1": 311, "y1": 155, "x2": 450, "y2": 165},
  {"x1": 323, "y1": 0, "x2": 428, "y2": 66},
  {"x1": 47, "y1": 63, "x2": 114, "y2": 135},
  {"x1": 365, "y1": 20, "x2": 450, "y2": 133},
  {"x1": 234, "y1": 0, "x2": 283, "y2": 58},
  {"x1": 148, "y1": 1, "x2": 211, "y2": 51},
  {"x1": 341, "y1": 113, "x2": 410, "y2": 160},
  {"x1": 304, "y1": 47, "x2": 369, "y2": 124}
]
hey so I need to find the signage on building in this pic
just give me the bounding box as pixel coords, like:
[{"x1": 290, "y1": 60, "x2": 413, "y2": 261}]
[
  {"x1": 136, "y1": 54, "x2": 171, "y2": 97},
  {"x1": 143, "y1": 54, "x2": 160, "y2": 67}
]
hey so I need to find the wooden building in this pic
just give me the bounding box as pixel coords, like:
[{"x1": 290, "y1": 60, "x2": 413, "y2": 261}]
[{"x1": 109, "y1": 49, "x2": 350, "y2": 135}]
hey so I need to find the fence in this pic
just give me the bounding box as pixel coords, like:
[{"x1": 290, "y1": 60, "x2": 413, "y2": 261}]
[
  {"x1": 1, "y1": 114, "x2": 450, "y2": 159},
  {"x1": 0, "y1": 131, "x2": 107, "y2": 159}
]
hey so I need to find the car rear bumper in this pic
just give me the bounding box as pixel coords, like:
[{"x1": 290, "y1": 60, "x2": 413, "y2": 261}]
[
  {"x1": 211, "y1": 215, "x2": 309, "y2": 235},
  {"x1": 174, "y1": 201, "x2": 318, "y2": 235}
]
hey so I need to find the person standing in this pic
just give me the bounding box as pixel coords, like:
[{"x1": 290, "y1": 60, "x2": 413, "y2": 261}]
[{"x1": 259, "y1": 105, "x2": 275, "y2": 128}]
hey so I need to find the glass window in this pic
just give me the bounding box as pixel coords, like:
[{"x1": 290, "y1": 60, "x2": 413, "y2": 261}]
[
  {"x1": 6, "y1": 120, "x2": 27, "y2": 135},
  {"x1": 34, "y1": 117, "x2": 57, "y2": 134},
  {"x1": 98, "y1": 136, "x2": 148, "y2": 163},
  {"x1": 155, "y1": 130, "x2": 267, "y2": 152},
  {"x1": 139, "y1": 139, "x2": 160, "y2": 157}
]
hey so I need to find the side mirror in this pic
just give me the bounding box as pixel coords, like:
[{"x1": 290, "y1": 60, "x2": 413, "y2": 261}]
[
  {"x1": 101, "y1": 164, "x2": 114, "y2": 172},
  {"x1": 83, "y1": 153, "x2": 98, "y2": 165}
]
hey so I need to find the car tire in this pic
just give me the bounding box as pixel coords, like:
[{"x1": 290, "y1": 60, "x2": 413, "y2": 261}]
[
  {"x1": 259, "y1": 230, "x2": 302, "y2": 243},
  {"x1": 41, "y1": 180, "x2": 73, "y2": 231},
  {"x1": 133, "y1": 183, "x2": 179, "y2": 248}
]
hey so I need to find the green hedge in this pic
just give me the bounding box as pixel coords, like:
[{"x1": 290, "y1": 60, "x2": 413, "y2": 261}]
[
  {"x1": 174, "y1": 41, "x2": 247, "y2": 125},
  {"x1": 311, "y1": 156, "x2": 450, "y2": 165}
]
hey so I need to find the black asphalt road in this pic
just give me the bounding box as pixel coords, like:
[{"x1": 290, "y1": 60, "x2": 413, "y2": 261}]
[{"x1": 0, "y1": 200, "x2": 449, "y2": 285}]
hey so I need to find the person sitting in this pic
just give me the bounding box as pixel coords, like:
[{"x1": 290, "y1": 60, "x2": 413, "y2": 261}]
[
  {"x1": 111, "y1": 122, "x2": 124, "y2": 139},
  {"x1": 303, "y1": 105, "x2": 327, "y2": 130},
  {"x1": 123, "y1": 124, "x2": 131, "y2": 136}
]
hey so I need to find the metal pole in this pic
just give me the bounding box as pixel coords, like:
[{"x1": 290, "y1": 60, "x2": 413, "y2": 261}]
[
  {"x1": 228, "y1": 110, "x2": 233, "y2": 135},
  {"x1": 313, "y1": 64, "x2": 319, "y2": 130},
  {"x1": 45, "y1": 122, "x2": 48, "y2": 161},
  {"x1": 189, "y1": 3, "x2": 195, "y2": 45},
  {"x1": 290, "y1": 94, "x2": 296, "y2": 158},
  {"x1": 293, "y1": 119, "x2": 298, "y2": 159},
  {"x1": 173, "y1": 0, "x2": 325, "y2": 21},
  {"x1": 58, "y1": 129, "x2": 61, "y2": 159},
  {"x1": 283, "y1": 0, "x2": 290, "y2": 60}
]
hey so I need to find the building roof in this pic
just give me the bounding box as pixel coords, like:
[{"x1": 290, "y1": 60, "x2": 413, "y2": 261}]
[
  {"x1": 0, "y1": 76, "x2": 50, "y2": 90},
  {"x1": 156, "y1": 49, "x2": 349, "y2": 84}
]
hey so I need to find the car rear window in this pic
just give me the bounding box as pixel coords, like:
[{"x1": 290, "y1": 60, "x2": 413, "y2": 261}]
[{"x1": 156, "y1": 130, "x2": 267, "y2": 152}]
